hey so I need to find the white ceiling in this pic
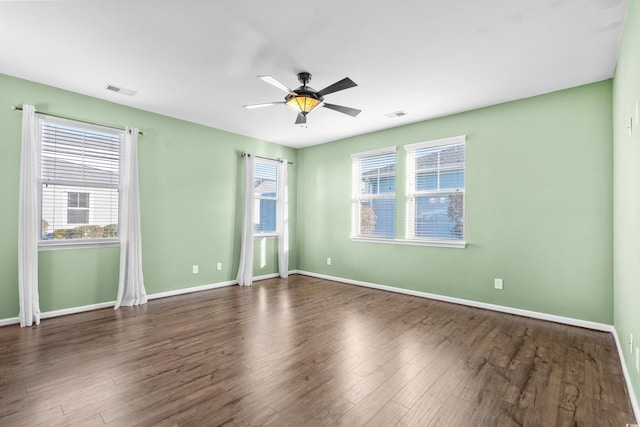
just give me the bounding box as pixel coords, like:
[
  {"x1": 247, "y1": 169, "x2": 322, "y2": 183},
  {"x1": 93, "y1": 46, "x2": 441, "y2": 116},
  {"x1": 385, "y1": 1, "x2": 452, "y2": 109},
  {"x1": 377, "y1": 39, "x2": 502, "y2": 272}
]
[{"x1": 0, "y1": 0, "x2": 628, "y2": 148}]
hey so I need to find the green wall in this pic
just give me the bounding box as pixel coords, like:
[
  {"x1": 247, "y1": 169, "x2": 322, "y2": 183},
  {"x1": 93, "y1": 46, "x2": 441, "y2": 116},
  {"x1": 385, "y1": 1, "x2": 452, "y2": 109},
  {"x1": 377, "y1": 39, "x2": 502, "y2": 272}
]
[
  {"x1": 297, "y1": 81, "x2": 613, "y2": 324},
  {"x1": 0, "y1": 58, "x2": 618, "y2": 332},
  {"x1": 0, "y1": 73, "x2": 297, "y2": 318},
  {"x1": 613, "y1": 0, "x2": 640, "y2": 410}
]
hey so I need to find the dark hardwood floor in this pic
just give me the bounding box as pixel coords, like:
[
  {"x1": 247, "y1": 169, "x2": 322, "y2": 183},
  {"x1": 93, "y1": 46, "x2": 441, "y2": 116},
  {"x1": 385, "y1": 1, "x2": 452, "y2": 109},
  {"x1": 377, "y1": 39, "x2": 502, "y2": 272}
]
[{"x1": 0, "y1": 275, "x2": 636, "y2": 426}]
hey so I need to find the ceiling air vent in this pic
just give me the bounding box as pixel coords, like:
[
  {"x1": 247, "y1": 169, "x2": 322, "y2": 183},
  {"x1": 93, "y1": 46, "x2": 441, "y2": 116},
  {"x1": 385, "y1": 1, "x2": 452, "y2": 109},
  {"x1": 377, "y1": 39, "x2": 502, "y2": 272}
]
[
  {"x1": 384, "y1": 110, "x2": 407, "y2": 119},
  {"x1": 106, "y1": 84, "x2": 137, "y2": 97}
]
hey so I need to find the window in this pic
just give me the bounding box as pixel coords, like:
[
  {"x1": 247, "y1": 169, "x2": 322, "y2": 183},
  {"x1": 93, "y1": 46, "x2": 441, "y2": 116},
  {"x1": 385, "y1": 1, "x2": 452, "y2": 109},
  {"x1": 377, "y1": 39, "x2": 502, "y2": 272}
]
[
  {"x1": 40, "y1": 116, "x2": 122, "y2": 244},
  {"x1": 254, "y1": 158, "x2": 278, "y2": 234},
  {"x1": 351, "y1": 147, "x2": 396, "y2": 239},
  {"x1": 67, "y1": 192, "x2": 90, "y2": 224},
  {"x1": 405, "y1": 136, "x2": 465, "y2": 242}
]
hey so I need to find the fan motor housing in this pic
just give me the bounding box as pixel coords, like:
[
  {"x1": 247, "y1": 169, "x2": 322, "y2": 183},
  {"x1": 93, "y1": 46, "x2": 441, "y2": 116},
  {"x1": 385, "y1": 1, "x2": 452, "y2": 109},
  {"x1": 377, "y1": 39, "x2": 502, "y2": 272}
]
[
  {"x1": 287, "y1": 88, "x2": 322, "y2": 101},
  {"x1": 286, "y1": 72, "x2": 323, "y2": 107}
]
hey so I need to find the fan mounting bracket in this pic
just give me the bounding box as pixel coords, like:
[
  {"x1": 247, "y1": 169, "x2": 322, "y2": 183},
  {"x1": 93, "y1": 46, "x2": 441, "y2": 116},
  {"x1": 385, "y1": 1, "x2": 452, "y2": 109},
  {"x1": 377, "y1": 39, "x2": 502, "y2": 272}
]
[{"x1": 297, "y1": 72, "x2": 312, "y2": 85}]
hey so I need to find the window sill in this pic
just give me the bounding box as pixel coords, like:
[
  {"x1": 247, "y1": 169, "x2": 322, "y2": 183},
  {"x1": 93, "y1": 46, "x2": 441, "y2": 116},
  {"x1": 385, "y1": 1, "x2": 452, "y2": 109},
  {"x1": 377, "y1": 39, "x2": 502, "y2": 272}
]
[
  {"x1": 350, "y1": 237, "x2": 467, "y2": 249},
  {"x1": 254, "y1": 233, "x2": 278, "y2": 239},
  {"x1": 39, "y1": 239, "x2": 120, "y2": 251}
]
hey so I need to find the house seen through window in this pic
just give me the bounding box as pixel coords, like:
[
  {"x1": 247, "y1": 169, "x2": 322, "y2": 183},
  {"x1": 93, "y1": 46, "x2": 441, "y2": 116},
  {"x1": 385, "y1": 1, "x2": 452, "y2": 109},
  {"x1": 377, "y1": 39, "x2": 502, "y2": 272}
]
[
  {"x1": 40, "y1": 116, "x2": 122, "y2": 243},
  {"x1": 406, "y1": 136, "x2": 465, "y2": 242},
  {"x1": 350, "y1": 137, "x2": 465, "y2": 247},
  {"x1": 254, "y1": 158, "x2": 278, "y2": 234},
  {"x1": 67, "y1": 192, "x2": 90, "y2": 224},
  {"x1": 351, "y1": 148, "x2": 396, "y2": 239}
]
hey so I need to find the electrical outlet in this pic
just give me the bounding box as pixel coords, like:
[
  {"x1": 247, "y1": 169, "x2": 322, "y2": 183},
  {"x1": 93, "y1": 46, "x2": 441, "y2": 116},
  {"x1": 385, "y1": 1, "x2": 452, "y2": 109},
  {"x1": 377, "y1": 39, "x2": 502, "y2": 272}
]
[
  {"x1": 327, "y1": 257, "x2": 332, "y2": 266},
  {"x1": 494, "y1": 278, "x2": 503, "y2": 290},
  {"x1": 217, "y1": 262, "x2": 222, "y2": 271},
  {"x1": 192, "y1": 265, "x2": 199, "y2": 274}
]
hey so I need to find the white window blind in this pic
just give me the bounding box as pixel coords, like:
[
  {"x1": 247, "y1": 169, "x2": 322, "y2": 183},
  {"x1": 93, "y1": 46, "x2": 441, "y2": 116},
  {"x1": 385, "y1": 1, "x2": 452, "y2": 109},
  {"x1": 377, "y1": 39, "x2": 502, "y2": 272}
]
[
  {"x1": 405, "y1": 136, "x2": 465, "y2": 242},
  {"x1": 351, "y1": 147, "x2": 396, "y2": 239},
  {"x1": 40, "y1": 116, "x2": 122, "y2": 242},
  {"x1": 254, "y1": 158, "x2": 278, "y2": 234}
]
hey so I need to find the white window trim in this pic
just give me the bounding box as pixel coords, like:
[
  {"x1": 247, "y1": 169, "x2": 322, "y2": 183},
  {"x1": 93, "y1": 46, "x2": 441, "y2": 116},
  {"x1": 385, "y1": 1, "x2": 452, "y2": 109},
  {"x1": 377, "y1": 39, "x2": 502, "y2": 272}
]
[
  {"x1": 405, "y1": 135, "x2": 466, "y2": 243},
  {"x1": 254, "y1": 232, "x2": 279, "y2": 238},
  {"x1": 351, "y1": 236, "x2": 466, "y2": 249},
  {"x1": 404, "y1": 135, "x2": 466, "y2": 151},
  {"x1": 39, "y1": 239, "x2": 120, "y2": 251},
  {"x1": 350, "y1": 145, "x2": 397, "y2": 160},
  {"x1": 351, "y1": 146, "x2": 397, "y2": 239},
  {"x1": 37, "y1": 114, "x2": 124, "y2": 249}
]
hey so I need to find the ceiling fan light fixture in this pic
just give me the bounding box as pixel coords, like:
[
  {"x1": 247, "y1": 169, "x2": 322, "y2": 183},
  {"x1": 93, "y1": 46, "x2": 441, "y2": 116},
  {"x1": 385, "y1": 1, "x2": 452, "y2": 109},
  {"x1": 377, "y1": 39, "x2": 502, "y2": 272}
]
[
  {"x1": 245, "y1": 72, "x2": 359, "y2": 125},
  {"x1": 285, "y1": 95, "x2": 322, "y2": 114}
]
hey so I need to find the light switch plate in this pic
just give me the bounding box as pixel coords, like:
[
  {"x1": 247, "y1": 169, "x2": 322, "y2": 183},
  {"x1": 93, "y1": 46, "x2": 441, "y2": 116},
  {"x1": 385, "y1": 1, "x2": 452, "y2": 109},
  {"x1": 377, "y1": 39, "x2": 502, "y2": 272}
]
[{"x1": 494, "y1": 278, "x2": 503, "y2": 290}]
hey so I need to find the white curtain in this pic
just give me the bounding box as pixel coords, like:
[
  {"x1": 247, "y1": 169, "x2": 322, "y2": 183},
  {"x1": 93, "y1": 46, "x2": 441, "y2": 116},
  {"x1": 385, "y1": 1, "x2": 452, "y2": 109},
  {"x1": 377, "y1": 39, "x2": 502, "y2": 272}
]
[
  {"x1": 236, "y1": 154, "x2": 255, "y2": 286},
  {"x1": 115, "y1": 128, "x2": 147, "y2": 309},
  {"x1": 18, "y1": 104, "x2": 41, "y2": 327},
  {"x1": 277, "y1": 160, "x2": 289, "y2": 278}
]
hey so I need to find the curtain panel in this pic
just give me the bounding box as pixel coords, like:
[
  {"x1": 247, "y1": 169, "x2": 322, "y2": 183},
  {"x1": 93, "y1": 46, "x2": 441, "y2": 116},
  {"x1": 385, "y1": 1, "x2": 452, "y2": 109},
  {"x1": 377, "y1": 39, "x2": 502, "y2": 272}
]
[
  {"x1": 277, "y1": 160, "x2": 289, "y2": 278},
  {"x1": 18, "y1": 104, "x2": 41, "y2": 327},
  {"x1": 115, "y1": 128, "x2": 147, "y2": 309},
  {"x1": 237, "y1": 154, "x2": 255, "y2": 286}
]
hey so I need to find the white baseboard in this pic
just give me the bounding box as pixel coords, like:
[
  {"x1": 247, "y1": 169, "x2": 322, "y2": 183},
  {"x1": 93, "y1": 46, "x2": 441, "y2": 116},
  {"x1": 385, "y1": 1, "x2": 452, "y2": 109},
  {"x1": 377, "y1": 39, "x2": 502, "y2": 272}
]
[
  {"x1": 0, "y1": 317, "x2": 20, "y2": 327},
  {"x1": 0, "y1": 272, "x2": 614, "y2": 333},
  {"x1": 0, "y1": 301, "x2": 118, "y2": 327},
  {"x1": 296, "y1": 270, "x2": 614, "y2": 332},
  {"x1": 0, "y1": 271, "x2": 296, "y2": 327},
  {"x1": 148, "y1": 280, "x2": 236, "y2": 300},
  {"x1": 252, "y1": 273, "x2": 280, "y2": 282},
  {"x1": 41, "y1": 301, "x2": 116, "y2": 319},
  {"x1": 612, "y1": 327, "x2": 640, "y2": 422}
]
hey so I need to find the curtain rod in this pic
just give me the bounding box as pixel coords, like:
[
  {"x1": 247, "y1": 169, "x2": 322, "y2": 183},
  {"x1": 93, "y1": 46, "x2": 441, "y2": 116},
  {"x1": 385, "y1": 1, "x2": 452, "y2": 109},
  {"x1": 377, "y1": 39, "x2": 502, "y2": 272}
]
[
  {"x1": 11, "y1": 105, "x2": 145, "y2": 136},
  {"x1": 241, "y1": 152, "x2": 293, "y2": 165}
]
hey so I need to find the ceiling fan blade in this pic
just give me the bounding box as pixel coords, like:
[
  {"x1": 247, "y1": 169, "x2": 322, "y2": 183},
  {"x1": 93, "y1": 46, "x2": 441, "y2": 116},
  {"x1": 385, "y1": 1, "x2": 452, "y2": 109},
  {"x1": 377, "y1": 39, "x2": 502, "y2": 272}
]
[
  {"x1": 317, "y1": 77, "x2": 357, "y2": 97},
  {"x1": 258, "y1": 75, "x2": 294, "y2": 94},
  {"x1": 322, "y1": 103, "x2": 361, "y2": 117},
  {"x1": 243, "y1": 102, "x2": 285, "y2": 109},
  {"x1": 295, "y1": 113, "x2": 307, "y2": 125}
]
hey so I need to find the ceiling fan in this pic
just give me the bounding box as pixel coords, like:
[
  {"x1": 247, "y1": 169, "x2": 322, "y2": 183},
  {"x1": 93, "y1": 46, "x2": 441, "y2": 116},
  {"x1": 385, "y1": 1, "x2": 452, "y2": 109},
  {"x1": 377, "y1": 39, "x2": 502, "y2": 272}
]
[{"x1": 243, "y1": 72, "x2": 361, "y2": 125}]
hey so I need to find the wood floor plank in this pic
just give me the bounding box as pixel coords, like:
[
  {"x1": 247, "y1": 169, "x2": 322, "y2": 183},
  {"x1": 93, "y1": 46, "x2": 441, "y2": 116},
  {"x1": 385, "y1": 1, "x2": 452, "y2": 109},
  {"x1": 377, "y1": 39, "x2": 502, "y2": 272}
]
[
  {"x1": 338, "y1": 326, "x2": 457, "y2": 426},
  {"x1": 395, "y1": 388, "x2": 451, "y2": 426},
  {"x1": 390, "y1": 340, "x2": 458, "y2": 409},
  {"x1": 49, "y1": 413, "x2": 106, "y2": 427},
  {"x1": 363, "y1": 400, "x2": 409, "y2": 427},
  {"x1": 0, "y1": 275, "x2": 635, "y2": 426}
]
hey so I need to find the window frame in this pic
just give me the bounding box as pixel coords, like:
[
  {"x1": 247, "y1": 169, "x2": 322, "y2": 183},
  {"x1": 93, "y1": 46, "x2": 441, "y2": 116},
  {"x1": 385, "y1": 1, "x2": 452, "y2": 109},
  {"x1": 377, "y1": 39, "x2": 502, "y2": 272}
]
[
  {"x1": 404, "y1": 135, "x2": 466, "y2": 248},
  {"x1": 253, "y1": 157, "x2": 279, "y2": 237},
  {"x1": 38, "y1": 115, "x2": 123, "y2": 250},
  {"x1": 350, "y1": 146, "x2": 397, "y2": 241}
]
